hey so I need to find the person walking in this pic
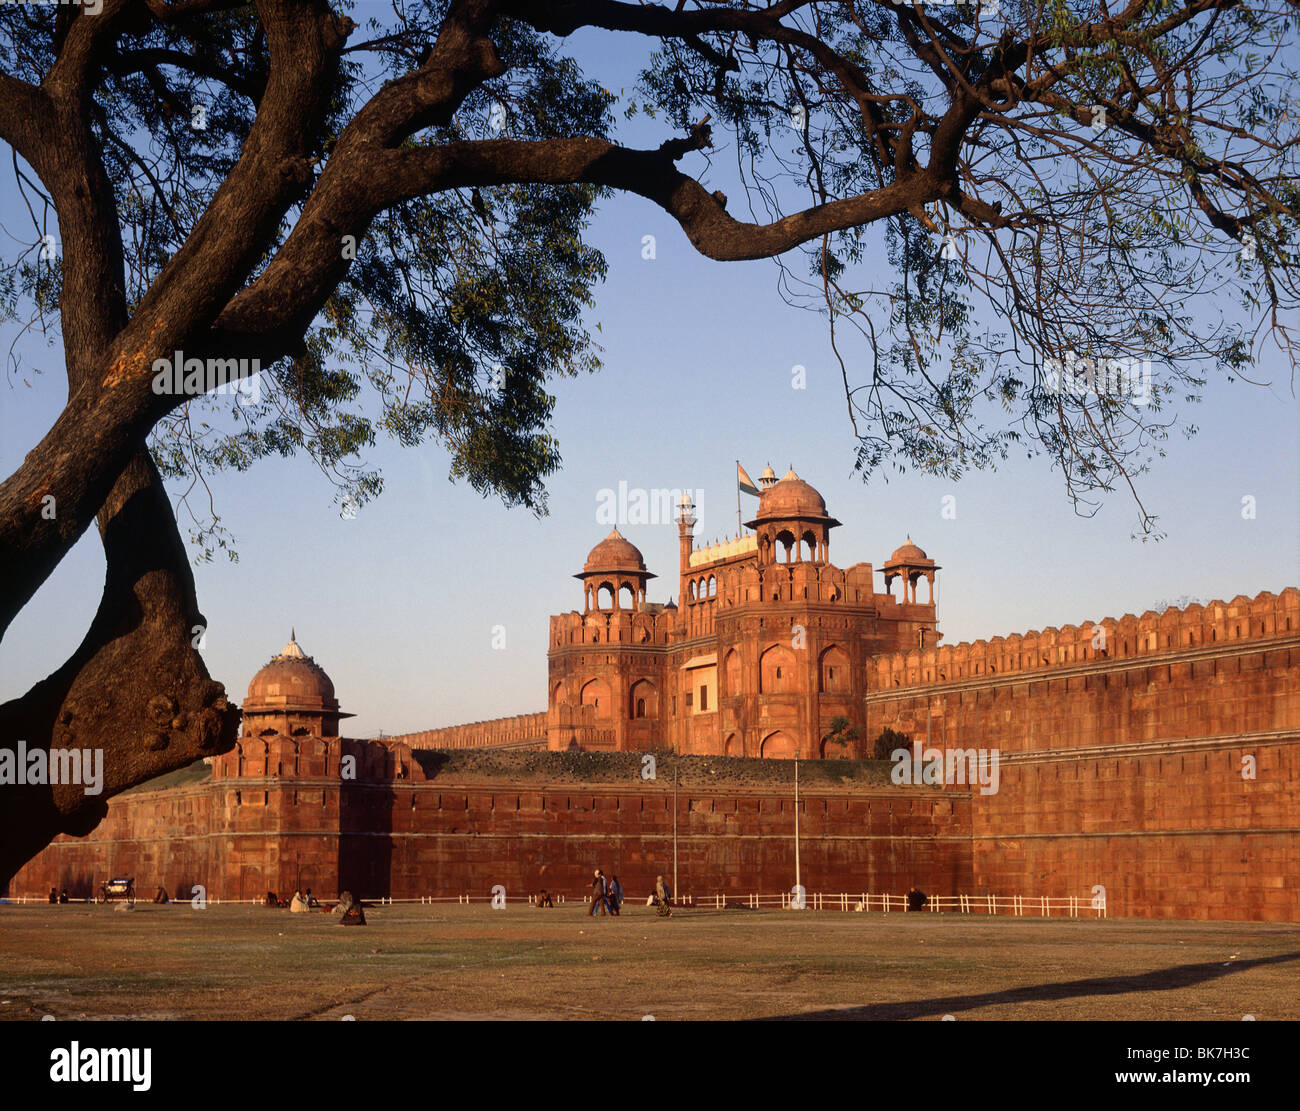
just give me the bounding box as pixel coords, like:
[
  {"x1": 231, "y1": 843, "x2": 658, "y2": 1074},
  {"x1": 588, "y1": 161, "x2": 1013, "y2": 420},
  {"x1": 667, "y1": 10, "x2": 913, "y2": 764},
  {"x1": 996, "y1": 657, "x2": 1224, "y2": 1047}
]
[
  {"x1": 654, "y1": 874, "x2": 673, "y2": 918},
  {"x1": 589, "y1": 869, "x2": 609, "y2": 916},
  {"x1": 608, "y1": 874, "x2": 624, "y2": 916}
]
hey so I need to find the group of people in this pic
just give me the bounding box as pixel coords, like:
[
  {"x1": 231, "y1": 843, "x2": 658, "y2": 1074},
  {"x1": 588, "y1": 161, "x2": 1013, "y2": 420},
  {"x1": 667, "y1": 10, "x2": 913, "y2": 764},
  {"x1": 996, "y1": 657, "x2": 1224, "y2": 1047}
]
[
  {"x1": 586, "y1": 870, "x2": 674, "y2": 918},
  {"x1": 46, "y1": 888, "x2": 69, "y2": 904},
  {"x1": 261, "y1": 888, "x2": 321, "y2": 910},
  {"x1": 589, "y1": 869, "x2": 624, "y2": 915}
]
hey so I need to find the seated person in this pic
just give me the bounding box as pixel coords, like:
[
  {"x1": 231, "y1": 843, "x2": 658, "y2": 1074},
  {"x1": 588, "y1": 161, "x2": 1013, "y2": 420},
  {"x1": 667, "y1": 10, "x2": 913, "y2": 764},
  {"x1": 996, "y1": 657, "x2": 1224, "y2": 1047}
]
[
  {"x1": 305, "y1": 888, "x2": 319, "y2": 908},
  {"x1": 58, "y1": 889, "x2": 69, "y2": 904},
  {"x1": 336, "y1": 890, "x2": 366, "y2": 926},
  {"x1": 290, "y1": 889, "x2": 310, "y2": 913},
  {"x1": 153, "y1": 886, "x2": 170, "y2": 904},
  {"x1": 48, "y1": 888, "x2": 58, "y2": 905}
]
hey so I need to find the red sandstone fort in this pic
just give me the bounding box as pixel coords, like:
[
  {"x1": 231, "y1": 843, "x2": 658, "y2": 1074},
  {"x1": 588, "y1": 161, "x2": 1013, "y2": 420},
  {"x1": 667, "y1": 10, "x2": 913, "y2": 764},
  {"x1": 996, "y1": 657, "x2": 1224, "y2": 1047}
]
[{"x1": 9, "y1": 467, "x2": 1299, "y2": 921}]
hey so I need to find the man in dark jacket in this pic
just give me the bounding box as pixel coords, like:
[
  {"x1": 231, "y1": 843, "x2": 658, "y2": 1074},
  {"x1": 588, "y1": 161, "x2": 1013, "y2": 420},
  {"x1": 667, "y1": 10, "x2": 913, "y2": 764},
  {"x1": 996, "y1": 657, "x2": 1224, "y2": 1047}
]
[{"x1": 589, "y1": 869, "x2": 609, "y2": 916}]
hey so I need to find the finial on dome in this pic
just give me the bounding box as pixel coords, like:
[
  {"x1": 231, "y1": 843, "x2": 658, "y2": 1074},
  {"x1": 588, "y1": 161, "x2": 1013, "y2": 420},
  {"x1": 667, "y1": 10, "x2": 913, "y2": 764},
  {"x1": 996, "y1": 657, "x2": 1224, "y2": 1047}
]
[{"x1": 278, "y1": 631, "x2": 307, "y2": 660}]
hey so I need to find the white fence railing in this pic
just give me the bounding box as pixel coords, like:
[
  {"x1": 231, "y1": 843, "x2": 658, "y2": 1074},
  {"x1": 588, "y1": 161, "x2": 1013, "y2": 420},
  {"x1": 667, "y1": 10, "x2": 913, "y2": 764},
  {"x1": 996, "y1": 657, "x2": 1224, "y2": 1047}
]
[
  {"x1": 3, "y1": 891, "x2": 1106, "y2": 916},
  {"x1": 687, "y1": 891, "x2": 1105, "y2": 917}
]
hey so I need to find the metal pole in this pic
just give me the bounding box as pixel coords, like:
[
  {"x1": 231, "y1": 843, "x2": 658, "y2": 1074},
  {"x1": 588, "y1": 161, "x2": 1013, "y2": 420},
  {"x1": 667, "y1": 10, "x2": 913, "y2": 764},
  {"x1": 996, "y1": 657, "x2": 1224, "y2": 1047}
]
[
  {"x1": 672, "y1": 749, "x2": 678, "y2": 899},
  {"x1": 794, "y1": 754, "x2": 801, "y2": 902},
  {"x1": 735, "y1": 459, "x2": 742, "y2": 534}
]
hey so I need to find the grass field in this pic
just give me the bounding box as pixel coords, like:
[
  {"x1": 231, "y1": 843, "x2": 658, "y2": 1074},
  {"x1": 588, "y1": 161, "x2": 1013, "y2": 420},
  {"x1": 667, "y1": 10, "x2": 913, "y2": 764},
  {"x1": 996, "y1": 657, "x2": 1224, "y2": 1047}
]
[{"x1": 1, "y1": 903, "x2": 1295, "y2": 1021}]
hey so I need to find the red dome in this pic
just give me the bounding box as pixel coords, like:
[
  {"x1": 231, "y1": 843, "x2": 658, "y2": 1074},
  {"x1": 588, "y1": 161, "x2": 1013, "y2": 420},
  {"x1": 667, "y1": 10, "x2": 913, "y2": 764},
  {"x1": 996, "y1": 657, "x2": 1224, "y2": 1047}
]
[
  {"x1": 752, "y1": 469, "x2": 832, "y2": 521},
  {"x1": 246, "y1": 636, "x2": 335, "y2": 705},
  {"x1": 583, "y1": 528, "x2": 647, "y2": 573},
  {"x1": 888, "y1": 537, "x2": 929, "y2": 564}
]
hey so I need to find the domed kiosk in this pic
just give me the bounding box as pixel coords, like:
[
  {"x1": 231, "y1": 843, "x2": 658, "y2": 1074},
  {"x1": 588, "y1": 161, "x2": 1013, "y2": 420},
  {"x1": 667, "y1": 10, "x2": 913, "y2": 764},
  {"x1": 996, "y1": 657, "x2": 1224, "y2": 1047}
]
[
  {"x1": 745, "y1": 467, "x2": 842, "y2": 565},
  {"x1": 882, "y1": 536, "x2": 940, "y2": 604},
  {"x1": 241, "y1": 632, "x2": 351, "y2": 738},
  {"x1": 575, "y1": 528, "x2": 655, "y2": 612}
]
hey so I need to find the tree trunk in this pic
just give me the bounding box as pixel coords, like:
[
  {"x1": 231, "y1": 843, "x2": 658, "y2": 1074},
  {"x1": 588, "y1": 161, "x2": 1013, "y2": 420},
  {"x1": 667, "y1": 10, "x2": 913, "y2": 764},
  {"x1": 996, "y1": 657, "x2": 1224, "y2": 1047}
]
[{"x1": 0, "y1": 448, "x2": 239, "y2": 887}]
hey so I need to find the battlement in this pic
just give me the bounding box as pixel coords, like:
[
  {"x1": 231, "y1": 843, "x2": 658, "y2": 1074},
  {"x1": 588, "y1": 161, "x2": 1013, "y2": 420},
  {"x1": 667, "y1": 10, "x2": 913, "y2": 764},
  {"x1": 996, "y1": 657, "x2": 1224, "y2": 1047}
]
[
  {"x1": 211, "y1": 734, "x2": 426, "y2": 780},
  {"x1": 683, "y1": 559, "x2": 880, "y2": 608},
  {"x1": 868, "y1": 587, "x2": 1299, "y2": 690},
  {"x1": 550, "y1": 607, "x2": 673, "y2": 646},
  {"x1": 380, "y1": 711, "x2": 549, "y2": 751}
]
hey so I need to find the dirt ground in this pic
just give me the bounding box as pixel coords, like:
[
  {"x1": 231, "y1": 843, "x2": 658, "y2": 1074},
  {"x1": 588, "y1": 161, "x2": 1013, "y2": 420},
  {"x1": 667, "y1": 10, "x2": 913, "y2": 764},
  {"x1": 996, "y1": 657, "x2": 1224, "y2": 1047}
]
[{"x1": 0, "y1": 902, "x2": 1295, "y2": 1021}]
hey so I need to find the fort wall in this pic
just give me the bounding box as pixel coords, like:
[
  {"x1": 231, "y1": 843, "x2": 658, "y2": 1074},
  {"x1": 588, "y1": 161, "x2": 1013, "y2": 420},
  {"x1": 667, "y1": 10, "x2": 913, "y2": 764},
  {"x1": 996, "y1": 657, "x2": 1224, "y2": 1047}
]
[
  {"x1": 863, "y1": 589, "x2": 1300, "y2": 921},
  {"x1": 380, "y1": 712, "x2": 548, "y2": 751},
  {"x1": 9, "y1": 753, "x2": 971, "y2": 904},
  {"x1": 11, "y1": 591, "x2": 1295, "y2": 921}
]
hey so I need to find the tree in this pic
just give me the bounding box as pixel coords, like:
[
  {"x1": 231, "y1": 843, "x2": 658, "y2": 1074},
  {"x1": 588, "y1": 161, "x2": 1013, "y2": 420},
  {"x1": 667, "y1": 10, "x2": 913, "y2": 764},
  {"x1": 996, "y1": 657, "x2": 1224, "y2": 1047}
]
[
  {"x1": 821, "y1": 714, "x2": 860, "y2": 757},
  {"x1": 0, "y1": 0, "x2": 1295, "y2": 882}
]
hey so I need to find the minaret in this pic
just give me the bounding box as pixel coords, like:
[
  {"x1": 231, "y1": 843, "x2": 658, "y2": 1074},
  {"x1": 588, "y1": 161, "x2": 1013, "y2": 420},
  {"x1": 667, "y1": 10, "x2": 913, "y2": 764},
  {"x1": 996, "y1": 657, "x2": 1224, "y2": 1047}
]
[{"x1": 677, "y1": 491, "x2": 695, "y2": 615}]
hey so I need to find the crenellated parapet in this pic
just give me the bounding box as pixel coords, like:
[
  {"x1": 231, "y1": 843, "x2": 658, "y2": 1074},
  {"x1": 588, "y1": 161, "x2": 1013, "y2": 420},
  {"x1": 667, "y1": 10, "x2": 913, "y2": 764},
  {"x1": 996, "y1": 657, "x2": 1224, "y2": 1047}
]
[
  {"x1": 550, "y1": 606, "x2": 673, "y2": 647},
  {"x1": 210, "y1": 734, "x2": 433, "y2": 779},
  {"x1": 684, "y1": 559, "x2": 877, "y2": 608},
  {"x1": 868, "y1": 587, "x2": 1300, "y2": 690},
  {"x1": 380, "y1": 711, "x2": 549, "y2": 751},
  {"x1": 211, "y1": 732, "x2": 334, "y2": 779}
]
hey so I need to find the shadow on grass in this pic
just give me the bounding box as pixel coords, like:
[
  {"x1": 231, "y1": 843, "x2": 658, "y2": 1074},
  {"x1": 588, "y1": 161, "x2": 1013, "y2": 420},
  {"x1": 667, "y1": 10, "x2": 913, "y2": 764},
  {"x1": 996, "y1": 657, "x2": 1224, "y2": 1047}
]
[{"x1": 760, "y1": 951, "x2": 1300, "y2": 1020}]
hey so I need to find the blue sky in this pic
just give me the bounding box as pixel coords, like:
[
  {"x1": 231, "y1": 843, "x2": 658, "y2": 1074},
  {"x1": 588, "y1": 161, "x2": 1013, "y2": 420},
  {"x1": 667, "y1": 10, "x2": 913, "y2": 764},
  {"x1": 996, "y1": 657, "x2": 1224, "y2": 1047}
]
[{"x1": 2, "y1": 24, "x2": 1297, "y2": 737}]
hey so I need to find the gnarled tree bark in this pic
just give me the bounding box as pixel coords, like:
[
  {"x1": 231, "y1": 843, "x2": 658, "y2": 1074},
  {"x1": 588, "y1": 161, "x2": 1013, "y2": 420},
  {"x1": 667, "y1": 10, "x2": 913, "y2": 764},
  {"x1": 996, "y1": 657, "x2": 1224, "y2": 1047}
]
[{"x1": 0, "y1": 448, "x2": 239, "y2": 886}]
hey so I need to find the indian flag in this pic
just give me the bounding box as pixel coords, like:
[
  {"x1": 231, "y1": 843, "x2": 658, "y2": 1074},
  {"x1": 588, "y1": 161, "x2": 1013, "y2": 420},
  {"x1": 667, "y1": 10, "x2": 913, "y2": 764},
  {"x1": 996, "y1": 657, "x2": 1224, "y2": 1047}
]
[{"x1": 737, "y1": 462, "x2": 760, "y2": 497}]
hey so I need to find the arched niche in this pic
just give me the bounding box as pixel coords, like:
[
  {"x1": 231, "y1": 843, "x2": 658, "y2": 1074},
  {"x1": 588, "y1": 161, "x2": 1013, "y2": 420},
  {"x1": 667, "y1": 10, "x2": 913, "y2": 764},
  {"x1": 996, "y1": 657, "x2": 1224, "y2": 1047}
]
[
  {"x1": 629, "y1": 678, "x2": 658, "y2": 719},
  {"x1": 760, "y1": 643, "x2": 798, "y2": 693},
  {"x1": 761, "y1": 731, "x2": 798, "y2": 759},
  {"x1": 724, "y1": 648, "x2": 742, "y2": 693},
  {"x1": 819, "y1": 645, "x2": 851, "y2": 692},
  {"x1": 580, "y1": 677, "x2": 612, "y2": 718}
]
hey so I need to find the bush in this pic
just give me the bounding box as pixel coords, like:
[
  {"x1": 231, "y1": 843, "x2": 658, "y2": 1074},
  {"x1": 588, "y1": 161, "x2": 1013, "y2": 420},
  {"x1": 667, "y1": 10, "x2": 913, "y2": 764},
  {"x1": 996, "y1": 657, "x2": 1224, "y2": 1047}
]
[{"x1": 870, "y1": 727, "x2": 910, "y2": 761}]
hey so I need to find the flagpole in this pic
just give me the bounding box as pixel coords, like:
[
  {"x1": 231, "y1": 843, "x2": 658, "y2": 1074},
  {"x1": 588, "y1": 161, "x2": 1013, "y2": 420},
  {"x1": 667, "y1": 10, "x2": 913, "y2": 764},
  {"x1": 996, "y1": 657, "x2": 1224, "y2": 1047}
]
[{"x1": 735, "y1": 459, "x2": 742, "y2": 534}]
